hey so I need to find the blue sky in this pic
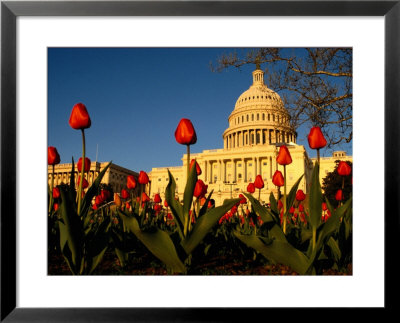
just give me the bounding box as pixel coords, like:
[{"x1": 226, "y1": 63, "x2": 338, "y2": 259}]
[{"x1": 48, "y1": 48, "x2": 352, "y2": 173}]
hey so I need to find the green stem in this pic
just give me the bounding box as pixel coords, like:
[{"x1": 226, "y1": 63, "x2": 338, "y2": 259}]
[
  {"x1": 283, "y1": 165, "x2": 287, "y2": 234},
  {"x1": 77, "y1": 129, "x2": 85, "y2": 215},
  {"x1": 186, "y1": 145, "x2": 190, "y2": 181},
  {"x1": 317, "y1": 149, "x2": 320, "y2": 165}
]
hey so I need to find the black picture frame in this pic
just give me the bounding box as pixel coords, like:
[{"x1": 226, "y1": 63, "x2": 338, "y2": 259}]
[{"x1": 1, "y1": 1, "x2": 399, "y2": 321}]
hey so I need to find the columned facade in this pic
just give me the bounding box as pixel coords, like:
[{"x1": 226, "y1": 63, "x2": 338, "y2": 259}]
[{"x1": 149, "y1": 67, "x2": 350, "y2": 206}]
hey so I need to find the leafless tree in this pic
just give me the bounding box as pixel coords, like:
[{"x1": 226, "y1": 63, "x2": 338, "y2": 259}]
[{"x1": 211, "y1": 48, "x2": 352, "y2": 148}]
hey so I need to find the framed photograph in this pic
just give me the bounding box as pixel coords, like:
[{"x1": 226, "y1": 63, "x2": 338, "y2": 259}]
[{"x1": 1, "y1": 0, "x2": 398, "y2": 321}]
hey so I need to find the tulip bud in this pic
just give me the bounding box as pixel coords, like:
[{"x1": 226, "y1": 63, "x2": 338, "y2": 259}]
[
  {"x1": 295, "y1": 190, "x2": 306, "y2": 201},
  {"x1": 142, "y1": 192, "x2": 150, "y2": 203},
  {"x1": 77, "y1": 157, "x2": 91, "y2": 172},
  {"x1": 154, "y1": 193, "x2": 162, "y2": 204},
  {"x1": 246, "y1": 183, "x2": 255, "y2": 193},
  {"x1": 48, "y1": 146, "x2": 61, "y2": 165},
  {"x1": 335, "y1": 189, "x2": 343, "y2": 201},
  {"x1": 190, "y1": 159, "x2": 202, "y2": 175},
  {"x1": 164, "y1": 200, "x2": 169, "y2": 208},
  {"x1": 77, "y1": 176, "x2": 89, "y2": 189},
  {"x1": 121, "y1": 189, "x2": 129, "y2": 199},
  {"x1": 239, "y1": 194, "x2": 246, "y2": 204},
  {"x1": 69, "y1": 103, "x2": 91, "y2": 130},
  {"x1": 337, "y1": 161, "x2": 352, "y2": 176},
  {"x1": 194, "y1": 179, "x2": 207, "y2": 198},
  {"x1": 174, "y1": 118, "x2": 197, "y2": 145},
  {"x1": 254, "y1": 175, "x2": 264, "y2": 189},
  {"x1": 307, "y1": 126, "x2": 327, "y2": 150},
  {"x1": 272, "y1": 170, "x2": 284, "y2": 187},
  {"x1": 127, "y1": 175, "x2": 137, "y2": 189},
  {"x1": 52, "y1": 187, "x2": 60, "y2": 199},
  {"x1": 138, "y1": 171, "x2": 149, "y2": 185},
  {"x1": 276, "y1": 145, "x2": 292, "y2": 165}
]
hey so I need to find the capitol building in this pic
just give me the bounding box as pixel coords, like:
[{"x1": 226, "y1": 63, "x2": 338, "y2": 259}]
[{"x1": 149, "y1": 67, "x2": 352, "y2": 206}]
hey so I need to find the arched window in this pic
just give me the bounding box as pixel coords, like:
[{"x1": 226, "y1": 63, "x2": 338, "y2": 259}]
[
  {"x1": 247, "y1": 115, "x2": 249, "y2": 122},
  {"x1": 262, "y1": 113, "x2": 265, "y2": 120},
  {"x1": 252, "y1": 114, "x2": 254, "y2": 121},
  {"x1": 257, "y1": 114, "x2": 259, "y2": 120},
  {"x1": 268, "y1": 114, "x2": 270, "y2": 121}
]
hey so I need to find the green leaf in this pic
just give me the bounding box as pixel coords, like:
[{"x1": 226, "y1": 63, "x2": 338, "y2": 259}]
[
  {"x1": 119, "y1": 212, "x2": 186, "y2": 274},
  {"x1": 181, "y1": 198, "x2": 240, "y2": 255},
  {"x1": 165, "y1": 170, "x2": 184, "y2": 237},
  {"x1": 58, "y1": 188, "x2": 83, "y2": 273},
  {"x1": 309, "y1": 163, "x2": 322, "y2": 230},
  {"x1": 326, "y1": 237, "x2": 341, "y2": 263},
  {"x1": 80, "y1": 161, "x2": 112, "y2": 218},
  {"x1": 285, "y1": 175, "x2": 304, "y2": 215},
  {"x1": 182, "y1": 162, "x2": 198, "y2": 233},
  {"x1": 243, "y1": 192, "x2": 275, "y2": 223},
  {"x1": 233, "y1": 232, "x2": 310, "y2": 275},
  {"x1": 269, "y1": 192, "x2": 278, "y2": 214},
  {"x1": 198, "y1": 190, "x2": 214, "y2": 217}
]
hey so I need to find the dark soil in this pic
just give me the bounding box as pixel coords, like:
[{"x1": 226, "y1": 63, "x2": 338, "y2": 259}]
[{"x1": 48, "y1": 249, "x2": 352, "y2": 276}]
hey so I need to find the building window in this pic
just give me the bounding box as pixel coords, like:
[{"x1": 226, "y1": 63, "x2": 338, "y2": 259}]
[
  {"x1": 158, "y1": 178, "x2": 161, "y2": 181},
  {"x1": 238, "y1": 174, "x2": 242, "y2": 179},
  {"x1": 262, "y1": 113, "x2": 265, "y2": 120},
  {"x1": 252, "y1": 114, "x2": 254, "y2": 121},
  {"x1": 249, "y1": 163, "x2": 252, "y2": 167},
  {"x1": 176, "y1": 178, "x2": 179, "y2": 181},
  {"x1": 263, "y1": 162, "x2": 267, "y2": 166},
  {"x1": 247, "y1": 115, "x2": 249, "y2": 122},
  {"x1": 238, "y1": 163, "x2": 242, "y2": 167},
  {"x1": 214, "y1": 175, "x2": 218, "y2": 182},
  {"x1": 257, "y1": 114, "x2": 259, "y2": 120},
  {"x1": 268, "y1": 114, "x2": 270, "y2": 121},
  {"x1": 166, "y1": 178, "x2": 168, "y2": 181}
]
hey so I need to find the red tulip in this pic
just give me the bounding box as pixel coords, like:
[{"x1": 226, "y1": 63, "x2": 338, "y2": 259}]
[
  {"x1": 289, "y1": 206, "x2": 295, "y2": 214},
  {"x1": 53, "y1": 203, "x2": 59, "y2": 212},
  {"x1": 194, "y1": 179, "x2": 207, "y2": 198},
  {"x1": 254, "y1": 175, "x2": 264, "y2": 189},
  {"x1": 77, "y1": 157, "x2": 91, "y2": 172},
  {"x1": 278, "y1": 200, "x2": 283, "y2": 210},
  {"x1": 272, "y1": 170, "x2": 284, "y2": 187},
  {"x1": 247, "y1": 183, "x2": 255, "y2": 193},
  {"x1": 164, "y1": 200, "x2": 169, "y2": 208},
  {"x1": 322, "y1": 202, "x2": 328, "y2": 211},
  {"x1": 101, "y1": 189, "x2": 111, "y2": 201},
  {"x1": 335, "y1": 189, "x2": 343, "y2": 201},
  {"x1": 95, "y1": 195, "x2": 104, "y2": 206},
  {"x1": 154, "y1": 204, "x2": 162, "y2": 212},
  {"x1": 299, "y1": 204, "x2": 304, "y2": 212},
  {"x1": 52, "y1": 187, "x2": 60, "y2": 199},
  {"x1": 174, "y1": 118, "x2": 197, "y2": 145},
  {"x1": 127, "y1": 175, "x2": 137, "y2": 189},
  {"x1": 154, "y1": 193, "x2": 162, "y2": 203},
  {"x1": 138, "y1": 171, "x2": 149, "y2": 185},
  {"x1": 125, "y1": 202, "x2": 131, "y2": 211},
  {"x1": 276, "y1": 145, "x2": 292, "y2": 165},
  {"x1": 337, "y1": 161, "x2": 352, "y2": 176},
  {"x1": 295, "y1": 190, "x2": 306, "y2": 201},
  {"x1": 48, "y1": 146, "x2": 60, "y2": 165},
  {"x1": 121, "y1": 189, "x2": 129, "y2": 199},
  {"x1": 307, "y1": 126, "x2": 327, "y2": 150},
  {"x1": 69, "y1": 103, "x2": 91, "y2": 130},
  {"x1": 142, "y1": 192, "x2": 150, "y2": 203},
  {"x1": 239, "y1": 194, "x2": 246, "y2": 204},
  {"x1": 190, "y1": 159, "x2": 202, "y2": 175},
  {"x1": 77, "y1": 176, "x2": 89, "y2": 189}
]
